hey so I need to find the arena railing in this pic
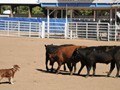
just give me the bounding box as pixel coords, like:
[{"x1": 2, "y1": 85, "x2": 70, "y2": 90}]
[
  {"x1": 0, "y1": 20, "x2": 44, "y2": 38},
  {"x1": 68, "y1": 22, "x2": 120, "y2": 41},
  {"x1": 0, "y1": 20, "x2": 120, "y2": 41}
]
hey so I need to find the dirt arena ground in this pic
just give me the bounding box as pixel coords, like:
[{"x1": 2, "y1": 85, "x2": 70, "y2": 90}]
[{"x1": 0, "y1": 36, "x2": 120, "y2": 90}]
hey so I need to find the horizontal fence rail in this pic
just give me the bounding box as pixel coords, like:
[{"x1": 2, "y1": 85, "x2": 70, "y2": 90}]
[
  {"x1": 0, "y1": 20, "x2": 43, "y2": 38},
  {"x1": 68, "y1": 22, "x2": 120, "y2": 41},
  {"x1": 44, "y1": 22, "x2": 65, "y2": 38},
  {"x1": 0, "y1": 20, "x2": 120, "y2": 41}
]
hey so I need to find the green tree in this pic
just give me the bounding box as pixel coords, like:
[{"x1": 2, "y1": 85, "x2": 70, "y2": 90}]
[{"x1": 32, "y1": 6, "x2": 44, "y2": 15}]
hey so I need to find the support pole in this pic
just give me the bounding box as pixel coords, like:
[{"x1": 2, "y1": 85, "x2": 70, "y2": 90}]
[
  {"x1": 70, "y1": 9, "x2": 73, "y2": 20},
  {"x1": 66, "y1": 5, "x2": 68, "y2": 23},
  {"x1": 47, "y1": 9, "x2": 50, "y2": 38},
  {"x1": 115, "y1": 8, "x2": 117, "y2": 25},
  {"x1": 93, "y1": 10, "x2": 96, "y2": 21},
  {"x1": 110, "y1": 9, "x2": 113, "y2": 24},
  {"x1": 65, "y1": 5, "x2": 68, "y2": 38}
]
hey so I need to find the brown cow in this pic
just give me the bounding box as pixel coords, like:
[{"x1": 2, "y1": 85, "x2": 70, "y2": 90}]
[{"x1": 49, "y1": 45, "x2": 87, "y2": 75}]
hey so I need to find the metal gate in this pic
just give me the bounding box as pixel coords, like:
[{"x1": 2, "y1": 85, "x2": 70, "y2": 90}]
[{"x1": 67, "y1": 22, "x2": 120, "y2": 41}]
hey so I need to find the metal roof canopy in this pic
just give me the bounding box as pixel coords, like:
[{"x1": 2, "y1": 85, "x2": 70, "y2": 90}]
[
  {"x1": 40, "y1": 2, "x2": 120, "y2": 38},
  {"x1": 41, "y1": 3, "x2": 113, "y2": 8}
]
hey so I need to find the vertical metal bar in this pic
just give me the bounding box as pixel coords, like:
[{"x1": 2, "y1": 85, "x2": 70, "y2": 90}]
[
  {"x1": 66, "y1": 4, "x2": 68, "y2": 23},
  {"x1": 70, "y1": 30, "x2": 72, "y2": 39},
  {"x1": 39, "y1": 23, "x2": 41, "y2": 38},
  {"x1": 110, "y1": 9, "x2": 113, "y2": 24},
  {"x1": 115, "y1": 25, "x2": 117, "y2": 41},
  {"x1": 7, "y1": 21, "x2": 9, "y2": 36},
  {"x1": 18, "y1": 21, "x2": 20, "y2": 37},
  {"x1": 93, "y1": 10, "x2": 96, "y2": 21},
  {"x1": 97, "y1": 23, "x2": 99, "y2": 41},
  {"x1": 108, "y1": 23, "x2": 110, "y2": 41},
  {"x1": 64, "y1": 22, "x2": 67, "y2": 39},
  {"x1": 115, "y1": 8, "x2": 117, "y2": 25},
  {"x1": 29, "y1": 22, "x2": 31, "y2": 37},
  {"x1": 76, "y1": 22, "x2": 77, "y2": 38},
  {"x1": 86, "y1": 23, "x2": 88, "y2": 38},
  {"x1": 47, "y1": 9, "x2": 50, "y2": 38},
  {"x1": 41, "y1": 21, "x2": 45, "y2": 38}
]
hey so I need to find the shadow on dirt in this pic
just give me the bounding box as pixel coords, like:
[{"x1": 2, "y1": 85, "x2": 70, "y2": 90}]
[
  {"x1": 36, "y1": 68, "x2": 117, "y2": 78},
  {"x1": 0, "y1": 82, "x2": 11, "y2": 84}
]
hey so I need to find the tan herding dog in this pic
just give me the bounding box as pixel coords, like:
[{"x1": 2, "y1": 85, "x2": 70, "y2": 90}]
[{"x1": 0, "y1": 65, "x2": 20, "y2": 84}]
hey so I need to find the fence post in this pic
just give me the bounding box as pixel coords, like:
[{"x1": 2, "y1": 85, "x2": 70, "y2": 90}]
[
  {"x1": 115, "y1": 24, "x2": 117, "y2": 41},
  {"x1": 64, "y1": 22, "x2": 68, "y2": 39},
  {"x1": 70, "y1": 30, "x2": 72, "y2": 39},
  {"x1": 18, "y1": 21, "x2": 20, "y2": 37},
  {"x1": 29, "y1": 22, "x2": 31, "y2": 37},
  {"x1": 7, "y1": 21, "x2": 9, "y2": 36},
  {"x1": 76, "y1": 22, "x2": 78, "y2": 38},
  {"x1": 96, "y1": 23, "x2": 99, "y2": 41},
  {"x1": 41, "y1": 21, "x2": 45, "y2": 38},
  {"x1": 86, "y1": 23, "x2": 88, "y2": 39},
  {"x1": 108, "y1": 23, "x2": 110, "y2": 41}
]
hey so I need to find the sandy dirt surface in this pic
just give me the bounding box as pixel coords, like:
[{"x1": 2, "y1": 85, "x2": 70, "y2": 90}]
[{"x1": 0, "y1": 36, "x2": 120, "y2": 90}]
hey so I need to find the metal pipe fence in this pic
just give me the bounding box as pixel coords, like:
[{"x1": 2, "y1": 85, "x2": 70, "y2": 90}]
[
  {"x1": 0, "y1": 20, "x2": 42, "y2": 38},
  {"x1": 0, "y1": 20, "x2": 120, "y2": 41},
  {"x1": 68, "y1": 22, "x2": 120, "y2": 41}
]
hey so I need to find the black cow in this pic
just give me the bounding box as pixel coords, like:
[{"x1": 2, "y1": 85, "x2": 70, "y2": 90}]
[
  {"x1": 44, "y1": 44, "x2": 74, "y2": 72},
  {"x1": 71, "y1": 46, "x2": 120, "y2": 77}
]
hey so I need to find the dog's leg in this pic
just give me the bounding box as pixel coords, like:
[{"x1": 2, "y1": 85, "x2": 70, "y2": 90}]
[
  {"x1": 0, "y1": 77, "x2": 3, "y2": 81},
  {"x1": 0, "y1": 76, "x2": 3, "y2": 84},
  {"x1": 8, "y1": 77, "x2": 14, "y2": 84}
]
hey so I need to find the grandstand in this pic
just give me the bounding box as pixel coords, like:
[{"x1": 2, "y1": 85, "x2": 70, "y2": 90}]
[{"x1": 0, "y1": 0, "x2": 120, "y2": 41}]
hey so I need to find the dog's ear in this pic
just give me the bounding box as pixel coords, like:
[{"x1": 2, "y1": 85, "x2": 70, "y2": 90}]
[{"x1": 13, "y1": 65, "x2": 20, "y2": 69}]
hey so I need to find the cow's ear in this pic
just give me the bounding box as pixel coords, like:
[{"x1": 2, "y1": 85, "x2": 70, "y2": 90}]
[
  {"x1": 45, "y1": 44, "x2": 47, "y2": 47},
  {"x1": 50, "y1": 44, "x2": 53, "y2": 46}
]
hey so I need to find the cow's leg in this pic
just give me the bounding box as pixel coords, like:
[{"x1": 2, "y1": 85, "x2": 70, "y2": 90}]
[
  {"x1": 55, "y1": 63, "x2": 62, "y2": 74},
  {"x1": 115, "y1": 62, "x2": 120, "y2": 77},
  {"x1": 86, "y1": 65, "x2": 91, "y2": 77},
  {"x1": 78, "y1": 61, "x2": 85, "y2": 75},
  {"x1": 63, "y1": 64, "x2": 66, "y2": 71},
  {"x1": 71, "y1": 63, "x2": 77, "y2": 75},
  {"x1": 73, "y1": 63, "x2": 77, "y2": 73},
  {"x1": 107, "y1": 61, "x2": 115, "y2": 77},
  {"x1": 46, "y1": 57, "x2": 49, "y2": 71},
  {"x1": 67, "y1": 63, "x2": 73, "y2": 75},
  {"x1": 50, "y1": 62, "x2": 55, "y2": 72},
  {"x1": 92, "y1": 63, "x2": 96, "y2": 76}
]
